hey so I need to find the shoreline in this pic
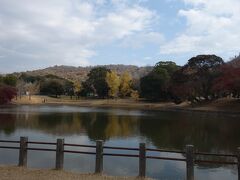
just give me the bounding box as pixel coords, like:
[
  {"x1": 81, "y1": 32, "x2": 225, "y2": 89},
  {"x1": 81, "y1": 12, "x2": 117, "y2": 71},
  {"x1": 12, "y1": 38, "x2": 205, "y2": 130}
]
[{"x1": 4, "y1": 95, "x2": 240, "y2": 116}]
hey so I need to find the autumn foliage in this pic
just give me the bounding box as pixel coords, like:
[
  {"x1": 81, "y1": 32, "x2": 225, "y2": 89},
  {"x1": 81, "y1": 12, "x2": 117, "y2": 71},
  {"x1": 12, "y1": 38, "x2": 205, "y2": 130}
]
[
  {"x1": 140, "y1": 54, "x2": 240, "y2": 103},
  {"x1": 0, "y1": 85, "x2": 17, "y2": 104},
  {"x1": 170, "y1": 55, "x2": 224, "y2": 103},
  {"x1": 213, "y1": 65, "x2": 240, "y2": 98}
]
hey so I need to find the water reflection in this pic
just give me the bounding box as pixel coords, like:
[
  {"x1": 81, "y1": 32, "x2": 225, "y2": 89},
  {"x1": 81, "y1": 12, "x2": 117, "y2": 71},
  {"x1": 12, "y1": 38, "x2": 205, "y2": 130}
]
[
  {"x1": 0, "y1": 105, "x2": 239, "y2": 179},
  {"x1": 1, "y1": 106, "x2": 239, "y2": 153},
  {"x1": 0, "y1": 114, "x2": 16, "y2": 135}
]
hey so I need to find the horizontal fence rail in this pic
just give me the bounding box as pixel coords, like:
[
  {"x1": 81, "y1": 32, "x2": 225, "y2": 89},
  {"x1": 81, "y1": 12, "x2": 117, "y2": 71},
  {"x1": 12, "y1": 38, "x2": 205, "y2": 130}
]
[
  {"x1": 146, "y1": 156, "x2": 186, "y2": 161},
  {"x1": 28, "y1": 141, "x2": 56, "y2": 145},
  {"x1": 195, "y1": 151, "x2": 238, "y2": 158},
  {"x1": 146, "y1": 147, "x2": 185, "y2": 154},
  {"x1": 0, "y1": 137, "x2": 239, "y2": 180},
  {"x1": 64, "y1": 143, "x2": 96, "y2": 148},
  {"x1": 0, "y1": 140, "x2": 20, "y2": 143}
]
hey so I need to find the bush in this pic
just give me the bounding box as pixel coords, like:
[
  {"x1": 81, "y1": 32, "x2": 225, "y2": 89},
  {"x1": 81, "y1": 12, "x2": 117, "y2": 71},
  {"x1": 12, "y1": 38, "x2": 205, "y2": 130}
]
[{"x1": 0, "y1": 85, "x2": 17, "y2": 104}]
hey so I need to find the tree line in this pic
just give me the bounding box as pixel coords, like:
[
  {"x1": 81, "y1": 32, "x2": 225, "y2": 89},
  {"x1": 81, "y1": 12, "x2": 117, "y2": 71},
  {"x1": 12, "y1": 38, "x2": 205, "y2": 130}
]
[
  {"x1": 140, "y1": 54, "x2": 240, "y2": 103},
  {"x1": 0, "y1": 54, "x2": 239, "y2": 104},
  {"x1": 78, "y1": 54, "x2": 240, "y2": 103}
]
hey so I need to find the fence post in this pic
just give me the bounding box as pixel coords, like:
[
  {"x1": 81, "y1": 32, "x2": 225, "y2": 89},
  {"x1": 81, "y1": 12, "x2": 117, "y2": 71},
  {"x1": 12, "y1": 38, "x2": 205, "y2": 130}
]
[
  {"x1": 95, "y1": 140, "x2": 103, "y2": 174},
  {"x1": 18, "y1": 136, "x2": 28, "y2": 167},
  {"x1": 55, "y1": 138, "x2": 64, "y2": 170},
  {"x1": 186, "y1": 145, "x2": 194, "y2": 180},
  {"x1": 139, "y1": 143, "x2": 146, "y2": 178},
  {"x1": 238, "y1": 147, "x2": 240, "y2": 180}
]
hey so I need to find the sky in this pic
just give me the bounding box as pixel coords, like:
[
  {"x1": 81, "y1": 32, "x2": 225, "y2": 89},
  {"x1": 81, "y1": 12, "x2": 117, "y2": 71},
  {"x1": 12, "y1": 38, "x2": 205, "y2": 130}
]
[{"x1": 0, "y1": 0, "x2": 239, "y2": 73}]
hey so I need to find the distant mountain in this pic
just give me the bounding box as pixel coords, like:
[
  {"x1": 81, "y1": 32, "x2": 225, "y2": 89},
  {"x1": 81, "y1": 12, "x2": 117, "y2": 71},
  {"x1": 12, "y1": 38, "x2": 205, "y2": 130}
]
[{"x1": 22, "y1": 65, "x2": 153, "y2": 82}]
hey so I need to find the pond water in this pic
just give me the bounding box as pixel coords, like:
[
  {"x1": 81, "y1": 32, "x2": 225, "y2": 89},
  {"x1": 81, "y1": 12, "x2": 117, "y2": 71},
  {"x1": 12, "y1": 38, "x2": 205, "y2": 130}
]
[{"x1": 0, "y1": 105, "x2": 239, "y2": 180}]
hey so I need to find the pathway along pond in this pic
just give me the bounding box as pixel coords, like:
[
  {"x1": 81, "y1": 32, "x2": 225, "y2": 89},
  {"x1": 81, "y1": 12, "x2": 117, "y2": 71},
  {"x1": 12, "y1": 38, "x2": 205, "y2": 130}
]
[{"x1": 0, "y1": 105, "x2": 239, "y2": 179}]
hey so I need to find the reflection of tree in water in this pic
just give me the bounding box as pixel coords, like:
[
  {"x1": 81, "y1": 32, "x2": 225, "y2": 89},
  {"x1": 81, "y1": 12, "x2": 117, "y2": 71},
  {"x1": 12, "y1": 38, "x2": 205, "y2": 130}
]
[
  {"x1": 104, "y1": 114, "x2": 139, "y2": 139},
  {"x1": 105, "y1": 115, "x2": 138, "y2": 138},
  {"x1": 4, "y1": 111, "x2": 139, "y2": 138},
  {"x1": 38, "y1": 113, "x2": 73, "y2": 127},
  {"x1": 195, "y1": 154, "x2": 237, "y2": 170},
  {"x1": 79, "y1": 112, "x2": 139, "y2": 141},
  {"x1": 36, "y1": 113, "x2": 85, "y2": 135},
  {"x1": 0, "y1": 114, "x2": 16, "y2": 135},
  {"x1": 77, "y1": 112, "x2": 109, "y2": 140},
  {"x1": 139, "y1": 111, "x2": 240, "y2": 170},
  {"x1": 35, "y1": 111, "x2": 139, "y2": 140},
  {"x1": 8, "y1": 112, "x2": 84, "y2": 135},
  {"x1": 139, "y1": 111, "x2": 240, "y2": 153},
  {"x1": 1, "y1": 108, "x2": 240, "y2": 159}
]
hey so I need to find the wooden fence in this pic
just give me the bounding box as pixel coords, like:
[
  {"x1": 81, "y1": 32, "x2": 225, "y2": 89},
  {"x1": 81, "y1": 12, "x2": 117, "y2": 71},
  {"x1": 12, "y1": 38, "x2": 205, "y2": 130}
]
[{"x1": 0, "y1": 137, "x2": 239, "y2": 180}]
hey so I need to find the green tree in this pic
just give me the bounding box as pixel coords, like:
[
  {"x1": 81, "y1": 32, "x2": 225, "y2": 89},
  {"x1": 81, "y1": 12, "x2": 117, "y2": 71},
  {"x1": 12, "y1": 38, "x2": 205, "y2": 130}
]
[
  {"x1": 154, "y1": 61, "x2": 179, "y2": 75},
  {"x1": 19, "y1": 73, "x2": 42, "y2": 83},
  {"x1": 80, "y1": 80, "x2": 95, "y2": 97},
  {"x1": 3, "y1": 75, "x2": 17, "y2": 87},
  {"x1": 140, "y1": 61, "x2": 178, "y2": 101},
  {"x1": 40, "y1": 79, "x2": 64, "y2": 98},
  {"x1": 38, "y1": 74, "x2": 74, "y2": 98},
  {"x1": 64, "y1": 81, "x2": 74, "y2": 98},
  {"x1": 106, "y1": 70, "x2": 120, "y2": 98},
  {"x1": 84, "y1": 67, "x2": 110, "y2": 98},
  {"x1": 119, "y1": 71, "x2": 132, "y2": 97},
  {"x1": 140, "y1": 69, "x2": 170, "y2": 100}
]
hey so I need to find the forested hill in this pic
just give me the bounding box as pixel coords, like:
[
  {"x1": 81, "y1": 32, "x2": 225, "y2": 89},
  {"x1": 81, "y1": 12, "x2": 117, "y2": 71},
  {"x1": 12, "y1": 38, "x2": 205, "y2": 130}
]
[
  {"x1": 13, "y1": 54, "x2": 240, "y2": 83},
  {"x1": 22, "y1": 65, "x2": 153, "y2": 82}
]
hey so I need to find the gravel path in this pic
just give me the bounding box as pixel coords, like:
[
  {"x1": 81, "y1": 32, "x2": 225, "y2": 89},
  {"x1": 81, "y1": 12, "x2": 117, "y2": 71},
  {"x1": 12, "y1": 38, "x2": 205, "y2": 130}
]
[{"x1": 0, "y1": 166, "x2": 149, "y2": 180}]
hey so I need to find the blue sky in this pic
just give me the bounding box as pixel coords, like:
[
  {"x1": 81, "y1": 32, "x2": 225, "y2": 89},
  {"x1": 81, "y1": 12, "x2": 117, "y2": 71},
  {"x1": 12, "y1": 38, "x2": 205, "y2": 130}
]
[{"x1": 0, "y1": 0, "x2": 239, "y2": 73}]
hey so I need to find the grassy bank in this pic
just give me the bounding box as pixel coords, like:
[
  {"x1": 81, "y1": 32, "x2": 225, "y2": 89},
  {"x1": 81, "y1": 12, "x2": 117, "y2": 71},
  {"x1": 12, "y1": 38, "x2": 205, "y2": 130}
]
[
  {"x1": 12, "y1": 95, "x2": 184, "y2": 110},
  {"x1": 0, "y1": 166, "x2": 149, "y2": 180},
  {"x1": 12, "y1": 95, "x2": 240, "y2": 114}
]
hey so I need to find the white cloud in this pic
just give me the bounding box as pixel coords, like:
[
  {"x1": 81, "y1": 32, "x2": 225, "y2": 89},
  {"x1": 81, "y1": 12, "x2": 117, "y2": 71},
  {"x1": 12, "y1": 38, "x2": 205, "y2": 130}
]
[
  {"x1": 160, "y1": 0, "x2": 240, "y2": 58},
  {"x1": 121, "y1": 32, "x2": 165, "y2": 48},
  {"x1": 96, "y1": 6, "x2": 157, "y2": 42},
  {"x1": 0, "y1": 0, "x2": 158, "y2": 72}
]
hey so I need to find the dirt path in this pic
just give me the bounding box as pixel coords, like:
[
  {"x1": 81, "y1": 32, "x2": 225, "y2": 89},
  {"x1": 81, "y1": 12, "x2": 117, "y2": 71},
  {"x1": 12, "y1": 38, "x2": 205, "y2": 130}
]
[{"x1": 0, "y1": 166, "x2": 148, "y2": 180}]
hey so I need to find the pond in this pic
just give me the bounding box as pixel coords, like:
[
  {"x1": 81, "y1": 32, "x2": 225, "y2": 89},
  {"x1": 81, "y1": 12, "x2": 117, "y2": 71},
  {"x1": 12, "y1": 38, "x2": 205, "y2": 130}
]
[{"x1": 0, "y1": 105, "x2": 239, "y2": 179}]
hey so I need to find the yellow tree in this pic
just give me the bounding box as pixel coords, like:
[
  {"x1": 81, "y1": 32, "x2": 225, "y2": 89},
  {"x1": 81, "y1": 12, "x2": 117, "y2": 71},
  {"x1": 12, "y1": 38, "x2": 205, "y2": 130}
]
[
  {"x1": 73, "y1": 81, "x2": 81, "y2": 93},
  {"x1": 106, "y1": 70, "x2": 120, "y2": 98},
  {"x1": 73, "y1": 81, "x2": 83, "y2": 99},
  {"x1": 119, "y1": 71, "x2": 132, "y2": 97}
]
